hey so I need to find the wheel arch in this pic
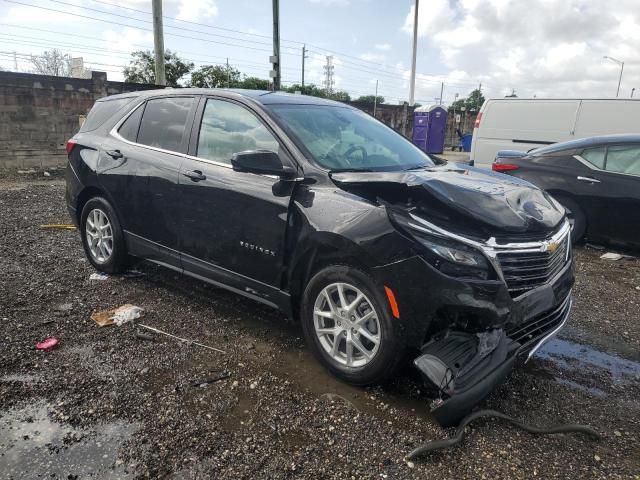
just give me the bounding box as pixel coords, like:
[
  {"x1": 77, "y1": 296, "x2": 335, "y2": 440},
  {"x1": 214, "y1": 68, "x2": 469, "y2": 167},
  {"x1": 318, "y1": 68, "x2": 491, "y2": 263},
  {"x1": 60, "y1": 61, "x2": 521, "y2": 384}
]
[{"x1": 286, "y1": 232, "x2": 379, "y2": 321}]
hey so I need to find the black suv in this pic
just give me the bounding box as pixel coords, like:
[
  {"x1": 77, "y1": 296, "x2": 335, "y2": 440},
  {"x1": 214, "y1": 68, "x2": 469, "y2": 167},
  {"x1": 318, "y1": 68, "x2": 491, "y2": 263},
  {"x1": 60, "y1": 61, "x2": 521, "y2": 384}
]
[{"x1": 66, "y1": 89, "x2": 574, "y2": 425}]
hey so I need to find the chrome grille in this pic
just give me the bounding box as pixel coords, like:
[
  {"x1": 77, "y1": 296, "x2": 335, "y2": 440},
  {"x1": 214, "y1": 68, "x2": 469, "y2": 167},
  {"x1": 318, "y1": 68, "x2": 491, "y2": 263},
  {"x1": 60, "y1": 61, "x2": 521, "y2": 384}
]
[{"x1": 497, "y1": 232, "x2": 570, "y2": 297}]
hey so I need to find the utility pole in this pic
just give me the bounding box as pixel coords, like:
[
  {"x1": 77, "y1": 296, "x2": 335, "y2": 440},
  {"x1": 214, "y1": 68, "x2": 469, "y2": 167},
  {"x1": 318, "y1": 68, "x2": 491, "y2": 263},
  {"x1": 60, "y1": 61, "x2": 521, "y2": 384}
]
[
  {"x1": 632, "y1": 88, "x2": 636, "y2": 98},
  {"x1": 13, "y1": 51, "x2": 17, "y2": 71},
  {"x1": 617, "y1": 63, "x2": 624, "y2": 98},
  {"x1": 604, "y1": 56, "x2": 624, "y2": 97},
  {"x1": 408, "y1": 0, "x2": 419, "y2": 106},
  {"x1": 301, "y1": 44, "x2": 308, "y2": 88},
  {"x1": 271, "y1": 0, "x2": 281, "y2": 91},
  {"x1": 226, "y1": 57, "x2": 230, "y2": 87},
  {"x1": 439, "y1": 82, "x2": 444, "y2": 105},
  {"x1": 374, "y1": 80, "x2": 379, "y2": 117},
  {"x1": 152, "y1": 0, "x2": 166, "y2": 86}
]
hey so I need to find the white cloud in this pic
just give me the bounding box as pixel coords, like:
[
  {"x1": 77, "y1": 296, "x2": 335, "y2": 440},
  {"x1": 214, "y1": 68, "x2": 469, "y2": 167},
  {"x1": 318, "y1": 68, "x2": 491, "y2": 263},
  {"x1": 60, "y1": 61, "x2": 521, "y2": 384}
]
[
  {"x1": 176, "y1": 0, "x2": 218, "y2": 21},
  {"x1": 359, "y1": 53, "x2": 384, "y2": 62},
  {"x1": 401, "y1": 0, "x2": 640, "y2": 100},
  {"x1": 375, "y1": 43, "x2": 391, "y2": 51}
]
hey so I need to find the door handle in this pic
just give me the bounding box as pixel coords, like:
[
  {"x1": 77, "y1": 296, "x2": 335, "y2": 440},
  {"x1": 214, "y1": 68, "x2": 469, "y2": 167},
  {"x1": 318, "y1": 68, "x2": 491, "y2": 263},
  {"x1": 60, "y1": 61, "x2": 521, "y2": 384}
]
[
  {"x1": 183, "y1": 170, "x2": 206, "y2": 182},
  {"x1": 105, "y1": 149, "x2": 123, "y2": 159},
  {"x1": 577, "y1": 176, "x2": 600, "y2": 183}
]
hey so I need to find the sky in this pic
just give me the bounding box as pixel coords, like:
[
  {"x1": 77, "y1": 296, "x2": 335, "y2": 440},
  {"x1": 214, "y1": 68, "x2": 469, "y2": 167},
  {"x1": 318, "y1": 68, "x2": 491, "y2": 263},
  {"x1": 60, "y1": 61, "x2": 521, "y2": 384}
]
[{"x1": 0, "y1": 0, "x2": 638, "y2": 105}]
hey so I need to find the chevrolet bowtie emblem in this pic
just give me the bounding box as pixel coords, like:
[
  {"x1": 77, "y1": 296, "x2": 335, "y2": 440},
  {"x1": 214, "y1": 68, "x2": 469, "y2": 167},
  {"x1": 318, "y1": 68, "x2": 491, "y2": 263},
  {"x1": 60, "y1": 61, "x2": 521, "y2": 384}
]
[{"x1": 543, "y1": 241, "x2": 560, "y2": 253}]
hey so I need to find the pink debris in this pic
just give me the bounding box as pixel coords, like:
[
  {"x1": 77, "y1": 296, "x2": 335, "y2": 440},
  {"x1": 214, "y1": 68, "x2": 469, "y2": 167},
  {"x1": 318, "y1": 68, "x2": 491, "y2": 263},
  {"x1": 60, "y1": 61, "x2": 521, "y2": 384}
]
[{"x1": 36, "y1": 337, "x2": 60, "y2": 351}]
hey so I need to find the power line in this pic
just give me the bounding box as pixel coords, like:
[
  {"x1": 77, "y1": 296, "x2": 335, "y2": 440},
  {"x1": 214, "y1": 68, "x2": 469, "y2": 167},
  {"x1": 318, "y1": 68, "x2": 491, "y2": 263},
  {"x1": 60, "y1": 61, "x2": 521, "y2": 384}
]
[
  {"x1": 86, "y1": 0, "x2": 303, "y2": 46},
  {"x1": 45, "y1": 0, "x2": 299, "y2": 52},
  {"x1": 0, "y1": 0, "x2": 300, "y2": 55},
  {"x1": 0, "y1": 34, "x2": 303, "y2": 77},
  {"x1": 0, "y1": 26, "x2": 303, "y2": 72}
]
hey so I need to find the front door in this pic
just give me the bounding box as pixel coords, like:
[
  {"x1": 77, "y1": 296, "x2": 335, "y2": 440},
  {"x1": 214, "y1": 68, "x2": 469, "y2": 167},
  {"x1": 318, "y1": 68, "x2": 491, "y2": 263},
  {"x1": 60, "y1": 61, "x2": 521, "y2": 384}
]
[
  {"x1": 178, "y1": 97, "x2": 297, "y2": 300},
  {"x1": 577, "y1": 144, "x2": 640, "y2": 247}
]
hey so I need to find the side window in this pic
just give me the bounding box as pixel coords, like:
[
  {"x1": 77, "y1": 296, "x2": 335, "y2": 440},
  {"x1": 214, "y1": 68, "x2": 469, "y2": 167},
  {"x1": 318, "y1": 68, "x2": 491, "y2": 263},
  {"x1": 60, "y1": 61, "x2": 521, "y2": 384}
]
[
  {"x1": 581, "y1": 147, "x2": 605, "y2": 169},
  {"x1": 137, "y1": 97, "x2": 195, "y2": 152},
  {"x1": 118, "y1": 104, "x2": 144, "y2": 142},
  {"x1": 605, "y1": 145, "x2": 640, "y2": 176},
  {"x1": 196, "y1": 99, "x2": 280, "y2": 164}
]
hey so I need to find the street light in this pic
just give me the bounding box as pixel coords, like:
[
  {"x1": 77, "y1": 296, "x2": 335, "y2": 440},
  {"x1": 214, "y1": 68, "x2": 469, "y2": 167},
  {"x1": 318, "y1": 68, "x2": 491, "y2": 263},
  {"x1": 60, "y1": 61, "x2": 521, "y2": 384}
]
[{"x1": 603, "y1": 55, "x2": 624, "y2": 97}]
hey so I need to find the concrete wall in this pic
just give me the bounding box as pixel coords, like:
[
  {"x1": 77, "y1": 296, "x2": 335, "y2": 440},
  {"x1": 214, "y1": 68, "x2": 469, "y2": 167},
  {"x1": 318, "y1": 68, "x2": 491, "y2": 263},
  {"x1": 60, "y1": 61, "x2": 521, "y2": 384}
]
[{"x1": 0, "y1": 71, "x2": 159, "y2": 169}]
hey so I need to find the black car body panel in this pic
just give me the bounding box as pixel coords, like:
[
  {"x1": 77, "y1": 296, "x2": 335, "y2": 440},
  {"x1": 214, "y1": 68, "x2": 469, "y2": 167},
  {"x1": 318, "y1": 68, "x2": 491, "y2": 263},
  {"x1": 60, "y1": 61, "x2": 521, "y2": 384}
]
[
  {"x1": 66, "y1": 89, "x2": 575, "y2": 426},
  {"x1": 494, "y1": 134, "x2": 640, "y2": 249}
]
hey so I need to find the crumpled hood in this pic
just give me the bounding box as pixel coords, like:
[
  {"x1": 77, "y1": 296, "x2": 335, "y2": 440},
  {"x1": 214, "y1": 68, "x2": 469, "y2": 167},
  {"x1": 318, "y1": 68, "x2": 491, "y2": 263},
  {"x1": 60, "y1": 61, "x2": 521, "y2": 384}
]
[{"x1": 330, "y1": 164, "x2": 565, "y2": 236}]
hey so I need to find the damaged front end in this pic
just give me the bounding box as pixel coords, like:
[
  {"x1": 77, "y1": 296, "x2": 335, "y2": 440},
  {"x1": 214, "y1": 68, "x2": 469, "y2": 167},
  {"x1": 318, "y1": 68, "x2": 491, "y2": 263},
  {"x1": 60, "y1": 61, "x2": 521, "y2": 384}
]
[
  {"x1": 415, "y1": 293, "x2": 571, "y2": 427},
  {"x1": 331, "y1": 165, "x2": 575, "y2": 427}
]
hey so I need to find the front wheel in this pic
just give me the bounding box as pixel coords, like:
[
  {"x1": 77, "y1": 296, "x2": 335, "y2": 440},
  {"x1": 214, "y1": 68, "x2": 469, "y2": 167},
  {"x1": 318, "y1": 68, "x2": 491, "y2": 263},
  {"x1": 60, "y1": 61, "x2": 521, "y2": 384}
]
[{"x1": 301, "y1": 266, "x2": 403, "y2": 386}]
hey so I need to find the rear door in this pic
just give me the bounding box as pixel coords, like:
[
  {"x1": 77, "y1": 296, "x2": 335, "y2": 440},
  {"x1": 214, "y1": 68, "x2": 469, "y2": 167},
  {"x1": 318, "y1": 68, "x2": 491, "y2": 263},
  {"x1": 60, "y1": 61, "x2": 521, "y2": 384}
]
[
  {"x1": 178, "y1": 96, "x2": 298, "y2": 298},
  {"x1": 113, "y1": 95, "x2": 197, "y2": 266}
]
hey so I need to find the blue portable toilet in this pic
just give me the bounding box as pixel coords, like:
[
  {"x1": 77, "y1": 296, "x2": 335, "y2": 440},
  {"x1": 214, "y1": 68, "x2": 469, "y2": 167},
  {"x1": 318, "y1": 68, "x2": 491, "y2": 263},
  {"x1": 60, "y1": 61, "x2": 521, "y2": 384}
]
[{"x1": 412, "y1": 105, "x2": 448, "y2": 154}]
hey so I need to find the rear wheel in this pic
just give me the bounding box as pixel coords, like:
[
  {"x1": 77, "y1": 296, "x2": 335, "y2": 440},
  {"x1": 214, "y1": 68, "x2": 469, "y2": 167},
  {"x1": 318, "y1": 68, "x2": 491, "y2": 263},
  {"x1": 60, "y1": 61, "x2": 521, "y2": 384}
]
[
  {"x1": 80, "y1": 197, "x2": 128, "y2": 273},
  {"x1": 301, "y1": 265, "x2": 403, "y2": 386}
]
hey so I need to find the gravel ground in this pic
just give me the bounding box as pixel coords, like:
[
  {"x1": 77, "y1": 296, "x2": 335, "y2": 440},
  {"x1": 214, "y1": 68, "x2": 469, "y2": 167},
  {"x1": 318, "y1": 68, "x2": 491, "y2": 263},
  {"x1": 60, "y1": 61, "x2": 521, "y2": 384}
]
[{"x1": 1, "y1": 176, "x2": 639, "y2": 479}]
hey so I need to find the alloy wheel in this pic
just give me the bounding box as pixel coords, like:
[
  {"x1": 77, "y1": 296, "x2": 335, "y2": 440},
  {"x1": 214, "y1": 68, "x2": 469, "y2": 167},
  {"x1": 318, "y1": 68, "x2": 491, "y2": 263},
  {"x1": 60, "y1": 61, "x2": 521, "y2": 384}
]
[
  {"x1": 313, "y1": 282, "x2": 381, "y2": 367},
  {"x1": 85, "y1": 208, "x2": 114, "y2": 264}
]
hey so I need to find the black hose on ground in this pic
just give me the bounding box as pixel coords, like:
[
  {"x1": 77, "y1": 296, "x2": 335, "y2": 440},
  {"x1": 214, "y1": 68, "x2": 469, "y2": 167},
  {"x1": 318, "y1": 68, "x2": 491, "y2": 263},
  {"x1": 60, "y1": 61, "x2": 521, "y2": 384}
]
[{"x1": 407, "y1": 409, "x2": 602, "y2": 460}]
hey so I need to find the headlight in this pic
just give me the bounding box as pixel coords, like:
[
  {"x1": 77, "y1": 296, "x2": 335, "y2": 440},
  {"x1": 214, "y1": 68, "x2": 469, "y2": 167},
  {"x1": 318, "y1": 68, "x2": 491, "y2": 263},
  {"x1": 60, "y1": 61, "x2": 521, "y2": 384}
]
[
  {"x1": 414, "y1": 232, "x2": 492, "y2": 280},
  {"x1": 387, "y1": 207, "x2": 494, "y2": 280},
  {"x1": 418, "y1": 236, "x2": 485, "y2": 267}
]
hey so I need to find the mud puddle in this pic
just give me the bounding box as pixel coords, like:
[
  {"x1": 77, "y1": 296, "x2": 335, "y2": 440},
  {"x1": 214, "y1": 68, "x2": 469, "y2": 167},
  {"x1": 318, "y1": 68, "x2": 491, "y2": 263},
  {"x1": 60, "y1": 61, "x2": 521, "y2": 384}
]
[
  {"x1": 269, "y1": 348, "x2": 432, "y2": 423},
  {"x1": 0, "y1": 401, "x2": 137, "y2": 479},
  {"x1": 535, "y1": 338, "x2": 640, "y2": 383}
]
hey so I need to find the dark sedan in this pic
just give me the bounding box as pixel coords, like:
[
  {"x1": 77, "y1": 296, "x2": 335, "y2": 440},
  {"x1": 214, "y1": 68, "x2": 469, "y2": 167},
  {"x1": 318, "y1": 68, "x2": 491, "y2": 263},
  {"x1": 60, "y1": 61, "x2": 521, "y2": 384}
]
[{"x1": 493, "y1": 134, "x2": 640, "y2": 248}]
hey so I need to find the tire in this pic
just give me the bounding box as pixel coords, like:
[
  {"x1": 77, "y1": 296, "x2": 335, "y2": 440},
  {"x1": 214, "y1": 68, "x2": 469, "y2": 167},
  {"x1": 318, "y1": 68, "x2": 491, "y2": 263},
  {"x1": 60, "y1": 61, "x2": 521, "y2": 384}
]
[
  {"x1": 300, "y1": 265, "x2": 403, "y2": 386},
  {"x1": 555, "y1": 196, "x2": 587, "y2": 244},
  {"x1": 80, "y1": 196, "x2": 128, "y2": 274}
]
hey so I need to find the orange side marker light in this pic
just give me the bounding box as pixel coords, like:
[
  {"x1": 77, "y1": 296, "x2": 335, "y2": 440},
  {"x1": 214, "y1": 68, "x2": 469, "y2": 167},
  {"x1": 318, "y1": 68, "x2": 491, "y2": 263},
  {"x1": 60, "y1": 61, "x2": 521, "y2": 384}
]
[{"x1": 384, "y1": 286, "x2": 400, "y2": 319}]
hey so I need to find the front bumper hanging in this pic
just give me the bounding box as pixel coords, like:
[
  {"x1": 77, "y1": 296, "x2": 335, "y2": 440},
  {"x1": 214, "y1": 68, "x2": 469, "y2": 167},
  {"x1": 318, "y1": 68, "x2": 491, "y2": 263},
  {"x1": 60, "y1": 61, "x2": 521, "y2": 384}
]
[{"x1": 415, "y1": 293, "x2": 572, "y2": 427}]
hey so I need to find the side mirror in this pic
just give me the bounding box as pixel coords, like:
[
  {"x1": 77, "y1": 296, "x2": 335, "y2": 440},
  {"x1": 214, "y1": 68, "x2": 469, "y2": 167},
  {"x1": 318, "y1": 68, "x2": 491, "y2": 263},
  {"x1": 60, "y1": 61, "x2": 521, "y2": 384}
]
[{"x1": 231, "y1": 150, "x2": 296, "y2": 178}]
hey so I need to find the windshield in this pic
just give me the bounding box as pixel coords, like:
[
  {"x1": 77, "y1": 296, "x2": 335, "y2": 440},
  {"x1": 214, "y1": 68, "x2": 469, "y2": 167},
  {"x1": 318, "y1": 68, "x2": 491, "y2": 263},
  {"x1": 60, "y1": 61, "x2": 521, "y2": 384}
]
[{"x1": 268, "y1": 104, "x2": 435, "y2": 171}]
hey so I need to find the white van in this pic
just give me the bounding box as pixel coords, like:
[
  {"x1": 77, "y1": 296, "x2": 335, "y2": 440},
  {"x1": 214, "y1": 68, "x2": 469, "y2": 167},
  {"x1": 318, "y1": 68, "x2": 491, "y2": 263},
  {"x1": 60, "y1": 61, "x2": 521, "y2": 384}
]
[{"x1": 470, "y1": 98, "x2": 640, "y2": 167}]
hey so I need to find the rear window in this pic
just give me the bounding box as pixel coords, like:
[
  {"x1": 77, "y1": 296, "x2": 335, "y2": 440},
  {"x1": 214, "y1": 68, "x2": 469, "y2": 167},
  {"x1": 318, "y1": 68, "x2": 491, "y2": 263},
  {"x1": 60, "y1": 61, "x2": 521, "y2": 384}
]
[
  {"x1": 137, "y1": 97, "x2": 195, "y2": 152},
  {"x1": 80, "y1": 97, "x2": 136, "y2": 132}
]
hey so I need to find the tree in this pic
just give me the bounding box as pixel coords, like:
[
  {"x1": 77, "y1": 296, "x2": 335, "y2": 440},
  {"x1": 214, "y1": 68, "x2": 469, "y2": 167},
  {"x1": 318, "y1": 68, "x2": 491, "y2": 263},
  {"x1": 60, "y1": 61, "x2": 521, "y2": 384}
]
[
  {"x1": 450, "y1": 88, "x2": 485, "y2": 112},
  {"x1": 355, "y1": 95, "x2": 385, "y2": 105},
  {"x1": 123, "y1": 50, "x2": 194, "y2": 87},
  {"x1": 284, "y1": 83, "x2": 327, "y2": 98},
  {"x1": 332, "y1": 90, "x2": 351, "y2": 102},
  {"x1": 190, "y1": 64, "x2": 242, "y2": 88},
  {"x1": 30, "y1": 49, "x2": 72, "y2": 76},
  {"x1": 239, "y1": 76, "x2": 271, "y2": 90}
]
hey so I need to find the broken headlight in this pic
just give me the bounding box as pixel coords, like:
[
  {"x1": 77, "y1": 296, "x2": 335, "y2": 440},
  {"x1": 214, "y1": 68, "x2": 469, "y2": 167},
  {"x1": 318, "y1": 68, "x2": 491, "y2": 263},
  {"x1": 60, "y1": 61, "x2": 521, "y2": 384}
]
[
  {"x1": 414, "y1": 232, "x2": 492, "y2": 280},
  {"x1": 387, "y1": 208, "x2": 493, "y2": 280}
]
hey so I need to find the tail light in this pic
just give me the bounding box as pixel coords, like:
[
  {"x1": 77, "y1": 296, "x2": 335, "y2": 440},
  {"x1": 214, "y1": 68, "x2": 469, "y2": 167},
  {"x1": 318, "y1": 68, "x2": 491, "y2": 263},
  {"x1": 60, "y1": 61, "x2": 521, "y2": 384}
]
[
  {"x1": 66, "y1": 138, "x2": 77, "y2": 155},
  {"x1": 492, "y1": 162, "x2": 519, "y2": 172},
  {"x1": 473, "y1": 112, "x2": 482, "y2": 129}
]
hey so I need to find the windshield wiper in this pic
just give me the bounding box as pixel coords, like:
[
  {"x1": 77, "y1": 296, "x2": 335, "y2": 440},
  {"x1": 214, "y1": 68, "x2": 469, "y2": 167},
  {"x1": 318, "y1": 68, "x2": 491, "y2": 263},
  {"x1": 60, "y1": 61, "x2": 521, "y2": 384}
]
[{"x1": 404, "y1": 164, "x2": 434, "y2": 171}]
